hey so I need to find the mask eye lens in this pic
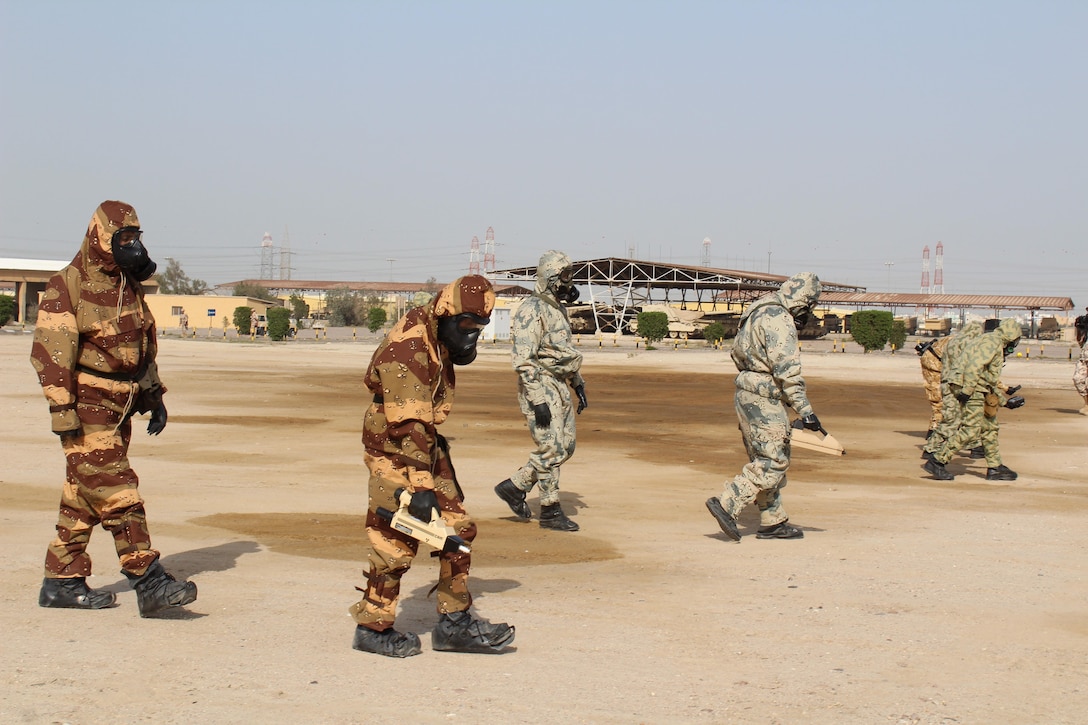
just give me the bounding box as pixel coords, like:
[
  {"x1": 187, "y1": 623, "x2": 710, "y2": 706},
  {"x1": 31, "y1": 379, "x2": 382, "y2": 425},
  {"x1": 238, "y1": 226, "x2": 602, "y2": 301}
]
[
  {"x1": 559, "y1": 268, "x2": 574, "y2": 284},
  {"x1": 458, "y1": 316, "x2": 487, "y2": 332},
  {"x1": 116, "y1": 229, "x2": 142, "y2": 247}
]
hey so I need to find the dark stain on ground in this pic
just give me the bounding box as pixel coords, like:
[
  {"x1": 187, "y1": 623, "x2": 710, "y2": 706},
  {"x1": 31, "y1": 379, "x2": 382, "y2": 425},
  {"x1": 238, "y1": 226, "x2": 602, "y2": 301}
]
[
  {"x1": 192, "y1": 512, "x2": 620, "y2": 565},
  {"x1": 173, "y1": 359, "x2": 1084, "y2": 556}
]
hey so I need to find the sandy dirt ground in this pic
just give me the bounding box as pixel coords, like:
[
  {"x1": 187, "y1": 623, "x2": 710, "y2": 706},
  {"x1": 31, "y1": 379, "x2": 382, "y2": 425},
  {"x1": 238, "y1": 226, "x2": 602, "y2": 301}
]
[{"x1": 1, "y1": 329, "x2": 1086, "y2": 724}]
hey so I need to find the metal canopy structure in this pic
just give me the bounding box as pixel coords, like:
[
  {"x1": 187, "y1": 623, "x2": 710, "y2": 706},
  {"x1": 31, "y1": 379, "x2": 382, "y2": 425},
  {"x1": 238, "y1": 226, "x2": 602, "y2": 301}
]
[
  {"x1": 492, "y1": 257, "x2": 865, "y2": 333},
  {"x1": 818, "y1": 291, "x2": 1074, "y2": 313}
]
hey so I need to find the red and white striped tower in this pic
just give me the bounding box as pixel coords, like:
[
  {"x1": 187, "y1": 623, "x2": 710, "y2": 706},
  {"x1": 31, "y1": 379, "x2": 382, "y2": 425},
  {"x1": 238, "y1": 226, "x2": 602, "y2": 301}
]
[
  {"x1": 934, "y1": 242, "x2": 944, "y2": 293},
  {"x1": 483, "y1": 226, "x2": 496, "y2": 274},
  {"x1": 920, "y1": 245, "x2": 931, "y2": 293},
  {"x1": 469, "y1": 236, "x2": 481, "y2": 275}
]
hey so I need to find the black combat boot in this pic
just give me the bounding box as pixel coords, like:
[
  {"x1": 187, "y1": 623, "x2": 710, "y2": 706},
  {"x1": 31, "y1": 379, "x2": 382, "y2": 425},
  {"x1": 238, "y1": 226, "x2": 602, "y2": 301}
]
[
  {"x1": 539, "y1": 502, "x2": 579, "y2": 531},
  {"x1": 432, "y1": 610, "x2": 515, "y2": 653},
  {"x1": 494, "y1": 479, "x2": 531, "y2": 520},
  {"x1": 986, "y1": 465, "x2": 1018, "y2": 481},
  {"x1": 352, "y1": 625, "x2": 422, "y2": 658},
  {"x1": 123, "y1": 561, "x2": 197, "y2": 618},
  {"x1": 38, "y1": 577, "x2": 116, "y2": 610},
  {"x1": 756, "y1": 520, "x2": 804, "y2": 540},
  {"x1": 924, "y1": 458, "x2": 955, "y2": 481},
  {"x1": 968, "y1": 446, "x2": 985, "y2": 459},
  {"x1": 705, "y1": 497, "x2": 741, "y2": 541}
]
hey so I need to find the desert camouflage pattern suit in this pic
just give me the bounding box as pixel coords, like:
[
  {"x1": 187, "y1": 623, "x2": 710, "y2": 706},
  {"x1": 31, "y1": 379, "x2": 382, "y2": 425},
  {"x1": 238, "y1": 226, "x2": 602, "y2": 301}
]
[
  {"x1": 718, "y1": 272, "x2": 821, "y2": 527},
  {"x1": 1073, "y1": 340, "x2": 1088, "y2": 414},
  {"x1": 350, "y1": 276, "x2": 496, "y2": 632},
  {"x1": 919, "y1": 335, "x2": 953, "y2": 431},
  {"x1": 929, "y1": 318, "x2": 1021, "y2": 468},
  {"x1": 30, "y1": 201, "x2": 165, "y2": 579},
  {"x1": 505, "y1": 250, "x2": 585, "y2": 507}
]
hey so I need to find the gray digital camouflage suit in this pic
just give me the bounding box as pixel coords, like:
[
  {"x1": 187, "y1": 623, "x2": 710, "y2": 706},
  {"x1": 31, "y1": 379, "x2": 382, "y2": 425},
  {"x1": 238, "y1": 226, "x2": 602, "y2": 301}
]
[
  {"x1": 711, "y1": 272, "x2": 822, "y2": 536},
  {"x1": 503, "y1": 250, "x2": 585, "y2": 511}
]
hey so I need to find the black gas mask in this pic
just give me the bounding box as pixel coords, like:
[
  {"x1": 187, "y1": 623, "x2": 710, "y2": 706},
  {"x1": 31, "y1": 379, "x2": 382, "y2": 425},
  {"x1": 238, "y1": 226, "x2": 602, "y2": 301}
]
[
  {"x1": 1003, "y1": 338, "x2": 1020, "y2": 358},
  {"x1": 791, "y1": 305, "x2": 813, "y2": 330},
  {"x1": 555, "y1": 266, "x2": 579, "y2": 304},
  {"x1": 437, "y1": 312, "x2": 490, "y2": 365},
  {"x1": 111, "y1": 227, "x2": 157, "y2": 281}
]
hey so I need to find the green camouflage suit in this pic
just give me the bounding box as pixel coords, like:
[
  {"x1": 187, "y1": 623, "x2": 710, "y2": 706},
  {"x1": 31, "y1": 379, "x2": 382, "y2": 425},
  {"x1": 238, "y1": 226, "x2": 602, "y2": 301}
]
[
  {"x1": 350, "y1": 276, "x2": 496, "y2": 632},
  {"x1": 718, "y1": 273, "x2": 821, "y2": 527},
  {"x1": 931, "y1": 319, "x2": 1021, "y2": 468},
  {"x1": 30, "y1": 201, "x2": 165, "y2": 579},
  {"x1": 924, "y1": 323, "x2": 982, "y2": 455},
  {"x1": 505, "y1": 250, "x2": 585, "y2": 507}
]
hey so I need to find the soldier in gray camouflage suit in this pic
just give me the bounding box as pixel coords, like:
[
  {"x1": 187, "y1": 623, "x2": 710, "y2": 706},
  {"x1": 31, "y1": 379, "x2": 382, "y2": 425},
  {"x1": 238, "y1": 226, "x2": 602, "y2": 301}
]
[
  {"x1": 495, "y1": 250, "x2": 587, "y2": 532},
  {"x1": 706, "y1": 272, "x2": 823, "y2": 542}
]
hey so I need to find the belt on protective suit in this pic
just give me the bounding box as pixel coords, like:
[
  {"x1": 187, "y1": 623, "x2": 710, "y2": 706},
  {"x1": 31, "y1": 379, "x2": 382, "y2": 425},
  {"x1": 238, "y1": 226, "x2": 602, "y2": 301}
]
[{"x1": 76, "y1": 365, "x2": 141, "y2": 383}]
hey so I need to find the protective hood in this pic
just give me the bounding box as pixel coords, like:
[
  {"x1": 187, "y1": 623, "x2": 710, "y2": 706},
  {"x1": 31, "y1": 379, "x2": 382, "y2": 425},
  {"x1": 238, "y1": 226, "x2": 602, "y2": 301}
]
[
  {"x1": 432, "y1": 274, "x2": 495, "y2": 365},
  {"x1": 996, "y1": 318, "x2": 1022, "y2": 345},
  {"x1": 535, "y1": 250, "x2": 572, "y2": 295},
  {"x1": 432, "y1": 274, "x2": 496, "y2": 320},
  {"x1": 79, "y1": 200, "x2": 141, "y2": 278},
  {"x1": 741, "y1": 272, "x2": 822, "y2": 324}
]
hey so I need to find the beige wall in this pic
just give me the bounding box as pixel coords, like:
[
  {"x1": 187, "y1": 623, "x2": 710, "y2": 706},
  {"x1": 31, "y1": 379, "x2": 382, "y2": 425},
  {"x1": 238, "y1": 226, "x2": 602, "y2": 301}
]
[{"x1": 145, "y1": 294, "x2": 278, "y2": 332}]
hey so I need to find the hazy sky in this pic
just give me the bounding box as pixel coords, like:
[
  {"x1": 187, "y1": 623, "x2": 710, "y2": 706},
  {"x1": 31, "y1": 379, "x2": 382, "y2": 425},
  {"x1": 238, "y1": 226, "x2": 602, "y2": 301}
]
[{"x1": 2, "y1": 1, "x2": 1085, "y2": 307}]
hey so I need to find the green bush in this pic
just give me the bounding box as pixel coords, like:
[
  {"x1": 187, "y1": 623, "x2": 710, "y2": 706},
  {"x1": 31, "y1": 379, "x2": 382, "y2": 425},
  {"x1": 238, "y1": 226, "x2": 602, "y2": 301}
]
[
  {"x1": 267, "y1": 307, "x2": 292, "y2": 340},
  {"x1": 889, "y1": 320, "x2": 907, "y2": 351},
  {"x1": 702, "y1": 321, "x2": 726, "y2": 344},
  {"x1": 233, "y1": 306, "x2": 253, "y2": 335},
  {"x1": 850, "y1": 310, "x2": 894, "y2": 352},
  {"x1": 288, "y1": 294, "x2": 310, "y2": 321},
  {"x1": 636, "y1": 311, "x2": 670, "y2": 346},
  {"x1": 0, "y1": 294, "x2": 14, "y2": 326},
  {"x1": 367, "y1": 307, "x2": 388, "y2": 332}
]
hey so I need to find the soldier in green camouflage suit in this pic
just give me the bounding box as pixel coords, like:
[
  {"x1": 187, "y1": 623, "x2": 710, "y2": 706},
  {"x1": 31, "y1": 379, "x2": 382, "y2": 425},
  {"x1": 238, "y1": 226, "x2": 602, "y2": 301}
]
[
  {"x1": 923, "y1": 318, "x2": 1024, "y2": 481},
  {"x1": 705, "y1": 272, "x2": 823, "y2": 542},
  {"x1": 922, "y1": 323, "x2": 983, "y2": 459},
  {"x1": 494, "y1": 250, "x2": 587, "y2": 532},
  {"x1": 30, "y1": 201, "x2": 197, "y2": 617},
  {"x1": 350, "y1": 275, "x2": 515, "y2": 658}
]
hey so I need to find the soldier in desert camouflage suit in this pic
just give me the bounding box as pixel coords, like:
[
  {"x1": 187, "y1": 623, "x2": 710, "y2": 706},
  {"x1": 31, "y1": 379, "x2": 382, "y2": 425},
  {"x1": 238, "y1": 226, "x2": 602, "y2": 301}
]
[
  {"x1": 1074, "y1": 308, "x2": 1088, "y2": 415},
  {"x1": 705, "y1": 272, "x2": 823, "y2": 542},
  {"x1": 350, "y1": 275, "x2": 515, "y2": 658},
  {"x1": 918, "y1": 334, "x2": 955, "y2": 435},
  {"x1": 30, "y1": 201, "x2": 197, "y2": 617},
  {"x1": 494, "y1": 250, "x2": 587, "y2": 532},
  {"x1": 923, "y1": 318, "x2": 1025, "y2": 481}
]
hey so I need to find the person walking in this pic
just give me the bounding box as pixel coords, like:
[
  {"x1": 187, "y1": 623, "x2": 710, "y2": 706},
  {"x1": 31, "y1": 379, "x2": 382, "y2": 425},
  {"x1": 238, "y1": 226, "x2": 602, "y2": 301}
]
[
  {"x1": 494, "y1": 250, "x2": 587, "y2": 532},
  {"x1": 349, "y1": 275, "x2": 515, "y2": 658},
  {"x1": 705, "y1": 272, "x2": 823, "y2": 542},
  {"x1": 30, "y1": 200, "x2": 197, "y2": 617}
]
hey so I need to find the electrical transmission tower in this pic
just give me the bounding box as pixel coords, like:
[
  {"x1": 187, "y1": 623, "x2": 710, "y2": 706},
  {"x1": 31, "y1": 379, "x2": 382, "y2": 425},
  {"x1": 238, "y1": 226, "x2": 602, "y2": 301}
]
[{"x1": 701, "y1": 237, "x2": 711, "y2": 267}]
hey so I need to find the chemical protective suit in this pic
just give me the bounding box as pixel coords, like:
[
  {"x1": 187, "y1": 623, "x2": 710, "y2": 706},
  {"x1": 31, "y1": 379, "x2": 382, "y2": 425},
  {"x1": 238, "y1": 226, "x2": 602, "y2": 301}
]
[
  {"x1": 494, "y1": 250, "x2": 586, "y2": 532},
  {"x1": 350, "y1": 275, "x2": 515, "y2": 658},
  {"x1": 30, "y1": 200, "x2": 197, "y2": 616},
  {"x1": 706, "y1": 272, "x2": 822, "y2": 542},
  {"x1": 924, "y1": 318, "x2": 1024, "y2": 481}
]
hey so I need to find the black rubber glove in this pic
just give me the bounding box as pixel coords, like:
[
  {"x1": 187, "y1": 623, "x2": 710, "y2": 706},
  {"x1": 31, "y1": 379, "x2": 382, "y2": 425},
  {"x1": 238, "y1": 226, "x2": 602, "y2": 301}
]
[
  {"x1": 147, "y1": 401, "x2": 168, "y2": 435},
  {"x1": 801, "y1": 413, "x2": 822, "y2": 431},
  {"x1": 573, "y1": 384, "x2": 588, "y2": 414},
  {"x1": 1005, "y1": 395, "x2": 1025, "y2": 409},
  {"x1": 955, "y1": 391, "x2": 971, "y2": 403},
  {"x1": 1006, "y1": 385, "x2": 1021, "y2": 395},
  {"x1": 531, "y1": 402, "x2": 552, "y2": 428},
  {"x1": 408, "y1": 489, "x2": 439, "y2": 523}
]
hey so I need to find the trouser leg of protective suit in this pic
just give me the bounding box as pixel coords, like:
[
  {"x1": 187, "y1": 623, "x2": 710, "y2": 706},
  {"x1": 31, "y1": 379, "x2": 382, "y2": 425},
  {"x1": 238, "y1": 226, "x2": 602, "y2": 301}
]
[
  {"x1": 921, "y1": 363, "x2": 943, "y2": 430},
  {"x1": 511, "y1": 379, "x2": 577, "y2": 507},
  {"x1": 936, "y1": 394, "x2": 986, "y2": 465},
  {"x1": 45, "y1": 417, "x2": 158, "y2": 579},
  {"x1": 980, "y1": 413, "x2": 1002, "y2": 468},
  {"x1": 718, "y1": 390, "x2": 790, "y2": 528},
  {"x1": 925, "y1": 384, "x2": 961, "y2": 455},
  {"x1": 351, "y1": 458, "x2": 476, "y2": 630}
]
